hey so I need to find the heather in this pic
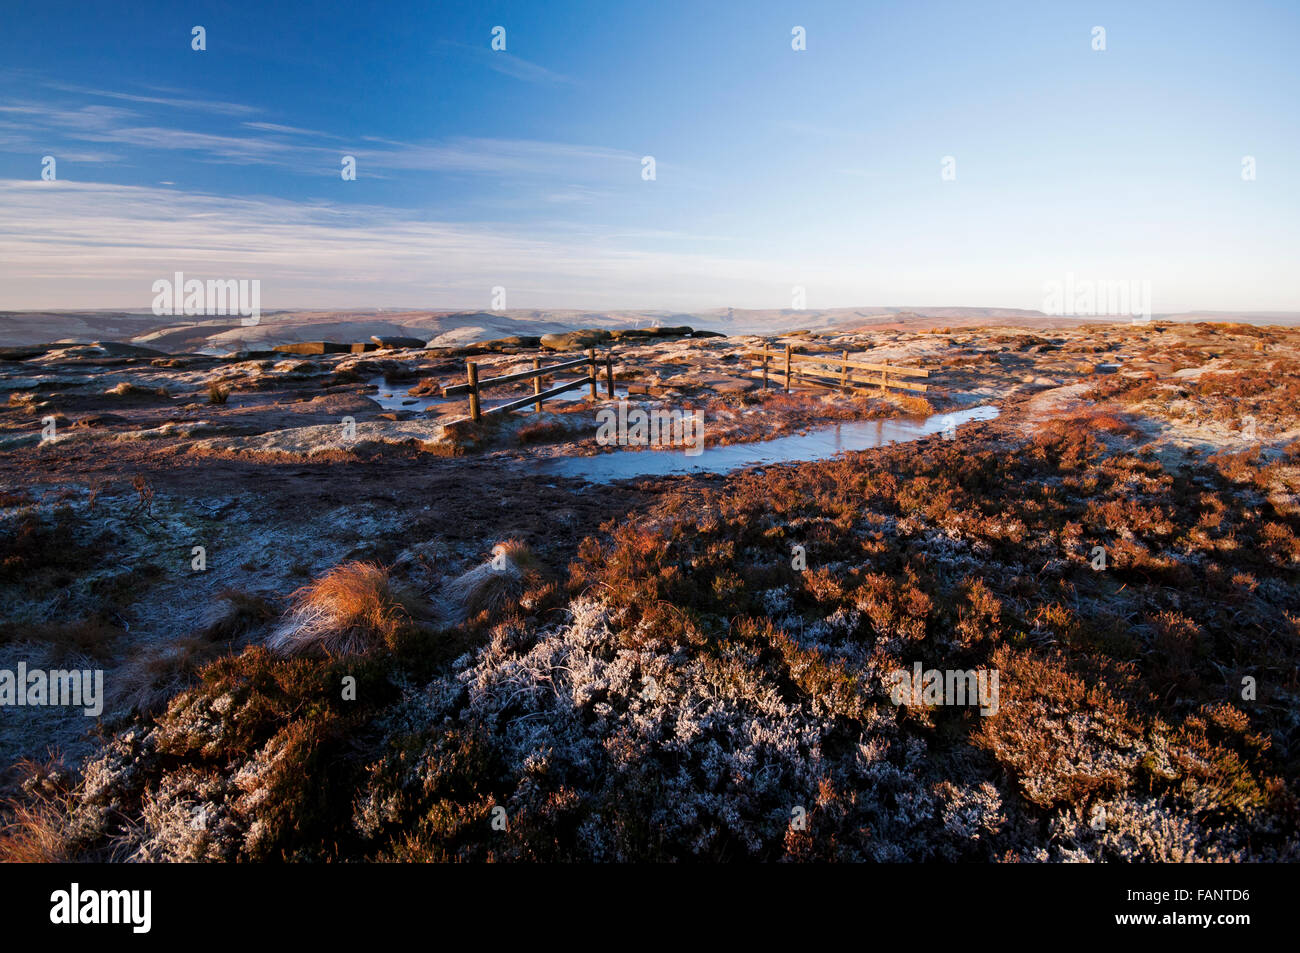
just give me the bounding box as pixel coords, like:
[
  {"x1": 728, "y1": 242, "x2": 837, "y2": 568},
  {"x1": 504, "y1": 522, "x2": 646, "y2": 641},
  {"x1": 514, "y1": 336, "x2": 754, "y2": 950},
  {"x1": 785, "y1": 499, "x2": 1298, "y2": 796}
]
[{"x1": 9, "y1": 419, "x2": 1296, "y2": 861}]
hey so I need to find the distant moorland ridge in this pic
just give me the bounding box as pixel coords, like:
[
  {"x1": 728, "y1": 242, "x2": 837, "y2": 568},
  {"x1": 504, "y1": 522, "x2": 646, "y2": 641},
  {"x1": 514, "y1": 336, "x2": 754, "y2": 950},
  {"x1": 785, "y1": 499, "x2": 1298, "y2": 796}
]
[{"x1": 1, "y1": 306, "x2": 1297, "y2": 352}]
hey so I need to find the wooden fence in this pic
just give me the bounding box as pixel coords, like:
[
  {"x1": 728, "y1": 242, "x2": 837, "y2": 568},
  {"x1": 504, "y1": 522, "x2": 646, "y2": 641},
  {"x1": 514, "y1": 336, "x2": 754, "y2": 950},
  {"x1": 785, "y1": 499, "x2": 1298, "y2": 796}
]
[
  {"x1": 744, "y1": 344, "x2": 931, "y2": 395},
  {"x1": 445, "y1": 342, "x2": 932, "y2": 421},
  {"x1": 444, "y1": 348, "x2": 617, "y2": 421}
]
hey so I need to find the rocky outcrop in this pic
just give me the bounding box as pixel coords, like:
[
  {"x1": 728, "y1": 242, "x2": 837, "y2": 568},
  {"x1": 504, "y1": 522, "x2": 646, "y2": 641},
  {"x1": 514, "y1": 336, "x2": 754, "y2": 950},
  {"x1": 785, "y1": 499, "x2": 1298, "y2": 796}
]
[
  {"x1": 370, "y1": 336, "x2": 427, "y2": 349},
  {"x1": 0, "y1": 346, "x2": 50, "y2": 361},
  {"x1": 607, "y1": 326, "x2": 703, "y2": 341},
  {"x1": 36, "y1": 341, "x2": 168, "y2": 360},
  {"x1": 190, "y1": 419, "x2": 454, "y2": 458},
  {"x1": 540, "y1": 329, "x2": 613, "y2": 351},
  {"x1": 272, "y1": 342, "x2": 351, "y2": 355},
  {"x1": 482, "y1": 335, "x2": 542, "y2": 348}
]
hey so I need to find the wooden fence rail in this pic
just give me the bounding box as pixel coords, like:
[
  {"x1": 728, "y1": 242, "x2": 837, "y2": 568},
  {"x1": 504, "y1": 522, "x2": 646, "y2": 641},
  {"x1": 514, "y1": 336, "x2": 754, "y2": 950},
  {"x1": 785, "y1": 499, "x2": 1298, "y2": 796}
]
[
  {"x1": 744, "y1": 344, "x2": 932, "y2": 394},
  {"x1": 446, "y1": 341, "x2": 931, "y2": 422},
  {"x1": 450, "y1": 348, "x2": 617, "y2": 421}
]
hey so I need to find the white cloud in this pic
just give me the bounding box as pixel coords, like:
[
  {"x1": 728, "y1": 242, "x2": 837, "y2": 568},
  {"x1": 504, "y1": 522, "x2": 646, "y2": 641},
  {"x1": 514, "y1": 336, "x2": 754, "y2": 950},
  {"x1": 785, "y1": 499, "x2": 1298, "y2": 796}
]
[
  {"x1": 242, "y1": 121, "x2": 334, "y2": 137},
  {"x1": 40, "y1": 82, "x2": 260, "y2": 116},
  {"x1": 0, "y1": 179, "x2": 793, "y2": 310},
  {"x1": 3, "y1": 90, "x2": 649, "y2": 184},
  {"x1": 483, "y1": 51, "x2": 574, "y2": 86},
  {"x1": 438, "y1": 41, "x2": 574, "y2": 86}
]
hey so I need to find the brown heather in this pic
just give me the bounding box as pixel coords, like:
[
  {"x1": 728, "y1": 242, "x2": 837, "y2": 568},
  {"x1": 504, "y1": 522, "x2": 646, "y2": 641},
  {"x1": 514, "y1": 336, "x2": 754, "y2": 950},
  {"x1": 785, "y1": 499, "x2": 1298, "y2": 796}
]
[{"x1": 2, "y1": 320, "x2": 1298, "y2": 862}]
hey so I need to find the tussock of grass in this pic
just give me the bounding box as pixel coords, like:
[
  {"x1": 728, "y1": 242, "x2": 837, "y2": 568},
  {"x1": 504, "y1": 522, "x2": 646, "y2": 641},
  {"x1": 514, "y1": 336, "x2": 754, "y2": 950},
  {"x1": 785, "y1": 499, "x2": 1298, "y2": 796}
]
[
  {"x1": 0, "y1": 759, "x2": 76, "y2": 863},
  {"x1": 442, "y1": 539, "x2": 543, "y2": 623},
  {"x1": 267, "y1": 561, "x2": 425, "y2": 656},
  {"x1": 106, "y1": 381, "x2": 168, "y2": 398},
  {"x1": 516, "y1": 419, "x2": 567, "y2": 444},
  {"x1": 893, "y1": 393, "x2": 934, "y2": 415}
]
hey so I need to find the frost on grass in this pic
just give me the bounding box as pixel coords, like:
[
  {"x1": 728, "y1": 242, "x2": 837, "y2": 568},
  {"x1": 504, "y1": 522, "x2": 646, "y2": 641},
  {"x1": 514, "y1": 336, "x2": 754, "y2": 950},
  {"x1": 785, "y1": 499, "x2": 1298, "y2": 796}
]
[
  {"x1": 440, "y1": 539, "x2": 543, "y2": 623},
  {"x1": 345, "y1": 599, "x2": 990, "y2": 861},
  {"x1": 7, "y1": 423, "x2": 1298, "y2": 862},
  {"x1": 267, "y1": 561, "x2": 424, "y2": 656}
]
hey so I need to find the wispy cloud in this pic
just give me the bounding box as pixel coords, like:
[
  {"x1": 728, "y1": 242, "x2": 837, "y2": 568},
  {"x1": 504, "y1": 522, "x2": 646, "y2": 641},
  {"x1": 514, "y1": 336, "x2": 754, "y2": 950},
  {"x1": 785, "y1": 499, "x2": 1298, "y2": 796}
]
[
  {"x1": 439, "y1": 41, "x2": 574, "y2": 86},
  {"x1": 40, "y1": 81, "x2": 260, "y2": 116},
  {"x1": 483, "y1": 51, "x2": 574, "y2": 85},
  {"x1": 354, "y1": 135, "x2": 638, "y2": 178},
  {"x1": 0, "y1": 179, "x2": 788, "y2": 310},
  {"x1": 242, "y1": 121, "x2": 335, "y2": 138},
  {"x1": 2, "y1": 88, "x2": 644, "y2": 183}
]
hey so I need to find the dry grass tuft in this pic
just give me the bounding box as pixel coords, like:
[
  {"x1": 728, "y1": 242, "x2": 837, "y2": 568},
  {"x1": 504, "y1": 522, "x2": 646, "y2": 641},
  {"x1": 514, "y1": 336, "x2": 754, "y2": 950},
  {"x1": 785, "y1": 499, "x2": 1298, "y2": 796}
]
[
  {"x1": 894, "y1": 394, "x2": 935, "y2": 415},
  {"x1": 106, "y1": 381, "x2": 168, "y2": 398},
  {"x1": 267, "y1": 561, "x2": 424, "y2": 656},
  {"x1": 0, "y1": 758, "x2": 75, "y2": 863},
  {"x1": 516, "y1": 418, "x2": 567, "y2": 444},
  {"x1": 442, "y1": 540, "x2": 543, "y2": 622}
]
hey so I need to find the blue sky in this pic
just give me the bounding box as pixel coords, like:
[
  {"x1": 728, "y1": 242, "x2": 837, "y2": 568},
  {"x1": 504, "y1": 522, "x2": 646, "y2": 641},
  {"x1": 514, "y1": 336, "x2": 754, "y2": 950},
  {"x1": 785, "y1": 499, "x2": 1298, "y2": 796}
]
[{"x1": 1, "y1": 0, "x2": 1297, "y2": 312}]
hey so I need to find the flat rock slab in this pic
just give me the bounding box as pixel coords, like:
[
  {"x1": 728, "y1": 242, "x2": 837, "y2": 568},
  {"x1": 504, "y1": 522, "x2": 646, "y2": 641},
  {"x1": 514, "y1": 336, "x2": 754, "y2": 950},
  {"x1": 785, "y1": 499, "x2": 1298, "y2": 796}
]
[
  {"x1": 222, "y1": 350, "x2": 279, "y2": 360},
  {"x1": 461, "y1": 335, "x2": 542, "y2": 350},
  {"x1": 697, "y1": 375, "x2": 758, "y2": 394},
  {"x1": 0, "y1": 346, "x2": 50, "y2": 361},
  {"x1": 191, "y1": 419, "x2": 451, "y2": 458},
  {"x1": 42, "y1": 341, "x2": 167, "y2": 361},
  {"x1": 607, "y1": 326, "x2": 695, "y2": 341},
  {"x1": 540, "y1": 330, "x2": 613, "y2": 351},
  {"x1": 273, "y1": 341, "x2": 351, "y2": 355},
  {"x1": 370, "y1": 336, "x2": 427, "y2": 349}
]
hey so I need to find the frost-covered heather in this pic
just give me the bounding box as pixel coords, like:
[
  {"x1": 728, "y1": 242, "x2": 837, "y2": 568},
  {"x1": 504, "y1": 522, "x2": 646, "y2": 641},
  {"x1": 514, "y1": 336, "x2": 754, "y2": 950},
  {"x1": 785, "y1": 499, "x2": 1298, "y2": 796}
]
[
  {"x1": 6, "y1": 411, "x2": 1298, "y2": 862},
  {"x1": 36, "y1": 591, "x2": 1293, "y2": 862}
]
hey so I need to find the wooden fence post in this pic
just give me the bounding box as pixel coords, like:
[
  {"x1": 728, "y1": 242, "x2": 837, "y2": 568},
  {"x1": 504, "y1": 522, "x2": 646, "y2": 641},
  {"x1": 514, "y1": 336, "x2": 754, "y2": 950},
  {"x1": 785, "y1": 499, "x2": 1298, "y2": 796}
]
[
  {"x1": 605, "y1": 353, "x2": 615, "y2": 398},
  {"x1": 841, "y1": 350, "x2": 850, "y2": 393},
  {"x1": 588, "y1": 348, "x2": 598, "y2": 400},
  {"x1": 761, "y1": 347, "x2": 769, "y2": 390},
  {"x1": 784, "y1": 343, "x2": 793, "y2": 394},
  {"x1": 880, "y1": 363, "x2": 887, "y2": 395},
  {"x1": 467, "y1": 362, "x2": 481, "y2": 421},
  {"x1": 532, "y1": 357, "x2": 542, "y2": 413}
]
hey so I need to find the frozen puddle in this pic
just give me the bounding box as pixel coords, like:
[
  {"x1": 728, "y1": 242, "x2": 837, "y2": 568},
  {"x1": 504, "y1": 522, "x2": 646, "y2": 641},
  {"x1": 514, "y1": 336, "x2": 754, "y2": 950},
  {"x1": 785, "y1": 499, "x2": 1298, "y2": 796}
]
[
  {"x1": 365, "y1": 377, "x2": 425, "y2": 411},
  {"x1": 366, "y1": 376, "x2": 629, "y2": 414},
  {"x1": 535, "y1": 405, "x2": 1000, "y2": 482},
  {"x1": 551, "y1": 379, "x2": 631, "y2": 402}
]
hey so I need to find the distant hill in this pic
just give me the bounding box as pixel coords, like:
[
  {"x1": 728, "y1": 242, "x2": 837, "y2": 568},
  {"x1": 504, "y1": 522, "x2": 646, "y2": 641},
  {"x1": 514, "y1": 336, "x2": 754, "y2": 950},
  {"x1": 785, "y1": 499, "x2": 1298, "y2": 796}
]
[{"x1": 1, "y1": 306, "x2": 1296, "y2": 352}]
